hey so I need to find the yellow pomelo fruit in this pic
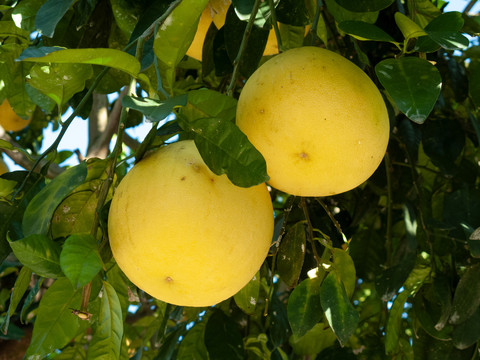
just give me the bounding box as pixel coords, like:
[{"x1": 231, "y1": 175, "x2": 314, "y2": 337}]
[
  {"x1": 108, "y1": 140, "x2": 274, "y2": 307},
  {"x1": 0, "y1": 99, "x2": 31, "y2": 132},
  {"x1": 186, "y1": 0, "x2": 230, "y2": 61},
  {"x1": 0, "y1": 157, "x2": 8, "y2": 175},
  {"x1": 236, "y1": 46, "x2": 390, "y2": 197}
]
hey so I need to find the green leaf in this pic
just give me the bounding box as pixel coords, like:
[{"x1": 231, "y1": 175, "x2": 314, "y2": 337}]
[
  {"x1": 28, "y1": 62, "x2": 93, "y2": 106},
  {"x1": 234, "y1": 271, "x2": 260, "y2": 315},
  {"x1": 0, "y1": 171, "x2": 44, "y2": 262},
  {"x1": 34, "y1": 0, "x2": 75, "y2": 37},
  {"x1": 9, "y1": 234, "x2": 63, "y2": 278},
  {"x1": 469, "y1": 227, "x2": 480, "y2": 258},
  {"x1": 289, "y1": 322, "x2": 337, "y2": 357},
  {"x1": 153, "y1": 0, "x2": 209, "y2": 90},
  {"x1": 385, "y1": 262, "x2": 431, "y2": 355},
  {"x1": 452, "y1": 307, "x2": 480, "y2": 350},
  {"x1": 11, "y1": 0, "x2": 44, "y2": 32},
  {"x1": 86, "y1": 281, "x2": 123, "y2": 359},
  {"x1": 394, "y1": 12, "x2": 427, "y2": 40},
  {"x1": 277, "y1": 221, "x2": 306, "y2": 288},
  {"x1": 51, "y1": 159, "x2": 109, "y2": 239},
  {"x1": 122, "y1": 94, "x2": 187, "y2": 122},
  {"x1": 325, "y1": 0, "x2": 379, "y2": 24},
  {"x1": 338, "y1": 21, "x2": 395, "y2": 42},
  {"x1": 320, "y1": 271, "x2": 359, "y2": 346},
  {"x1": 22, "y1": 162, "x2": 87, "y2": 237},
  {"x1": 25, "y1": 278, "x2": 87, "y2": 359},
  {"x1": 0, "y1": 21, "x2": 30, "y2": 43},
  {"x1": 332, "y1": 248, "x2": 356, "y2": 299},
  {"x1": 375, "y1": 57, "x2": 442, "y2": 124},
  {"x1": 60, "y1": 234, "x2": 103, "y2": 289},
  {"x1": 20, "y1": 48, "x2": 141, "y2": 78},
  {"x1": 205, "y1": 310, "x2": 244, "y2": 360},
  {"x1": 469, "y1": 62, "x2": 480, "y2": 108},
  {"x1": 245, "y1": 333, "x2": 271, "y2": 359},
  {"x1": 287, "y1": 277, "x2": 323, "y2": 338},
  {"x1": 177, "y1": 321, "x2": 209, "y2": 360},
  {"x1": 449, "y1": 263, "x2": 480, "y2": 325},
  {"x1": 182, "y1": 89, "x2": 238, "y2": 122},
  {"x1": 179, "y1": 116, "x2": 269, "y2": 187},
  {"x1": 0, "y1": 266, "x2": 32, "y2": 334},
  {"x1": 334, "y1": 0, "x2": 394, "y2": 12},
  {"x1": 224, "y1": 6, "x2": 269, "y2": 78},
  {"x1": 416, "y1": 12, "x2": 469, "y2": 52}
]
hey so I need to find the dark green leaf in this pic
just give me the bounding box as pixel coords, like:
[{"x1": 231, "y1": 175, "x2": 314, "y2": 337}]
[
  {"x1": 122, "y1": 94, "x2": 188, "y2": 122},
  {"x1": 469, "y1": 62, "x2": 480, "y2": 108},
  {"x1": 0, "y1": 266, "x2": 32, "y2": 334},
  {"x1": 276, "y1": 0, "x2": 310, "y2": 26},
  {"x1": 287, "y1": 277, "x2": 323, "y2": 338},
  {"x1": 469, "y1": 227, "x2": 480, "y2": 258},
  {"x1": 422, "y1": 118, "x2": 465, "y2": 175},
  {"x1": 320, "y1": 271, "x2": 359, "y2": 346},
  {"x1": 11, "y1": 0, "x2": 44, "y2": 32},
  {"x1": 22, "y1": 162, "x2": 87, "y2": 236},
  {"x1": 375, "y1": 57, "x2": 442, "y2": 124},
  {"x1": 443, "y1": 187, "x2": 480, "y2": 231},
  {"x1": 416, "y1": 12, "x2": 469, "y2": 52},
  {"x1": 25, "y1": 278, "x2": 87, "y2": 359},
  {"x1": 277, "y1": 221, "x2": 306, "y2": 288},
  {"x1": 339, "y1": 21, "x2": 394, "y2": 42},
  {"x1": 332, "y1": 248, "x2": 356, "y2": 299},
  {"x1": 334, "y1": 0, "x2": 394, "y2": 12},
  {"x1": 20, "y1": 48, "x2": 141, "y2": 77},
  {"x1": 179, "y1": 116, "x2": 269, "y2": 187},
  {"x1": 86, "y1": 281, "x2": 123, "y2": 359},
  {"x1": 233, "y1": 271, "x2": 260, "y2": 315},
  {"x1": 60, "y1": 234, "x2": 103, "y2": 289},
  {"x1": 289, "y1": 322, "x2": 337, "y2": 357},
  {"x1": 9, "y1": 234, "x2": 63, "y2": 278},
  {"x1": 452, "y1": 307, "x2": 480, "y2": 350},
  {"x1": 177, "y1": 321, "x2": 209, "y2": 360},
  {"x1": 205, "y1": 310, "x2": 244, "y2": 360},
  {"x1": 34, "y1": 0, "x2": 76, "y2": 37},
  {"x1": 224, "y1": 5, "x2": 269, "y2": 77},
  {"x1": 182, "y1": 89, "x2": 238, "y2": 122},
  {"x1": 269, "y1": 293, "x2": 290, "y2": 347},
  {"x1": 325, "y1": 0, "x2": 379, "y2": 24},
  {"x1": 450, "y1": 263, "x2": 480, "y2": 325},
  {"x1": 385, "y1": 262, "x2": 430, "y2": 355}
]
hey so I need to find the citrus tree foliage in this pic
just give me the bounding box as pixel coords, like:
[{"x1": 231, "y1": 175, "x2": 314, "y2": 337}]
[{"x1": 1, "y1": 0, "x2": 480, "y2": 359}]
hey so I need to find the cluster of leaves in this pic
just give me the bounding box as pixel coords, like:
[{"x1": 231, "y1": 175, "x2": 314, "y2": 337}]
[{"x1": 0, "y1": 0, "x2": 480, "y2": 359}]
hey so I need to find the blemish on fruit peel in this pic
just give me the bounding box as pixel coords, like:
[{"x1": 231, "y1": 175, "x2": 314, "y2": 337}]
[{"x1": 250, "y1": 297, "x2": 256, "y2": 305}]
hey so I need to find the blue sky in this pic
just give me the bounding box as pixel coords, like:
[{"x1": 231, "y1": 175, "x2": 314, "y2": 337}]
[{"x1": 2, "y1": 0, "x2": 479, "y2": 171}]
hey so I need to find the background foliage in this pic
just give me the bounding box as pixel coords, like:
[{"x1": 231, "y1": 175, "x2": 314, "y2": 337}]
[{"x1": 1, "y1": 0, "x2": 480, "y2": 359}]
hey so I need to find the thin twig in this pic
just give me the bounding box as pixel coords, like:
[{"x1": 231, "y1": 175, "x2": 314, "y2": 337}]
[
  {"x1": 300, "y1": 198, "x2": 321, "y2": 265},
  {"x1": 315, "y1": 197, "x2": 345, "y2": 240},
  {"x1": 226, "y1": 0, "x2": 263, "y2": 96},
  {"x1": 268, "y1": 0, "x2": 283, "y2": 53},
  {"x1": 384, "y1": 152, "x2": 393, "y2": 267}
]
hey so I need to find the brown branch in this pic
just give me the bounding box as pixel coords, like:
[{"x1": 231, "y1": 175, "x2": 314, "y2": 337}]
[
  {"x1": 86, "y1": 87, "x2": 128, "y2": 159},
  {"x1": 0, "y1": 128, "x2": 64, "y2": 179},
  {"x1": 87, "y1": 92, "x2": 109, "y2": 155}
]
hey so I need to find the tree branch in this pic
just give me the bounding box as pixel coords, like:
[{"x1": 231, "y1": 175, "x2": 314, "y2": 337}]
[
  {"x1": 86, "y1": 87, "x2": 128, "y2": 159},
  {"x1": 0, "y1": 128, "x2": 64, "y2": 178}
]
